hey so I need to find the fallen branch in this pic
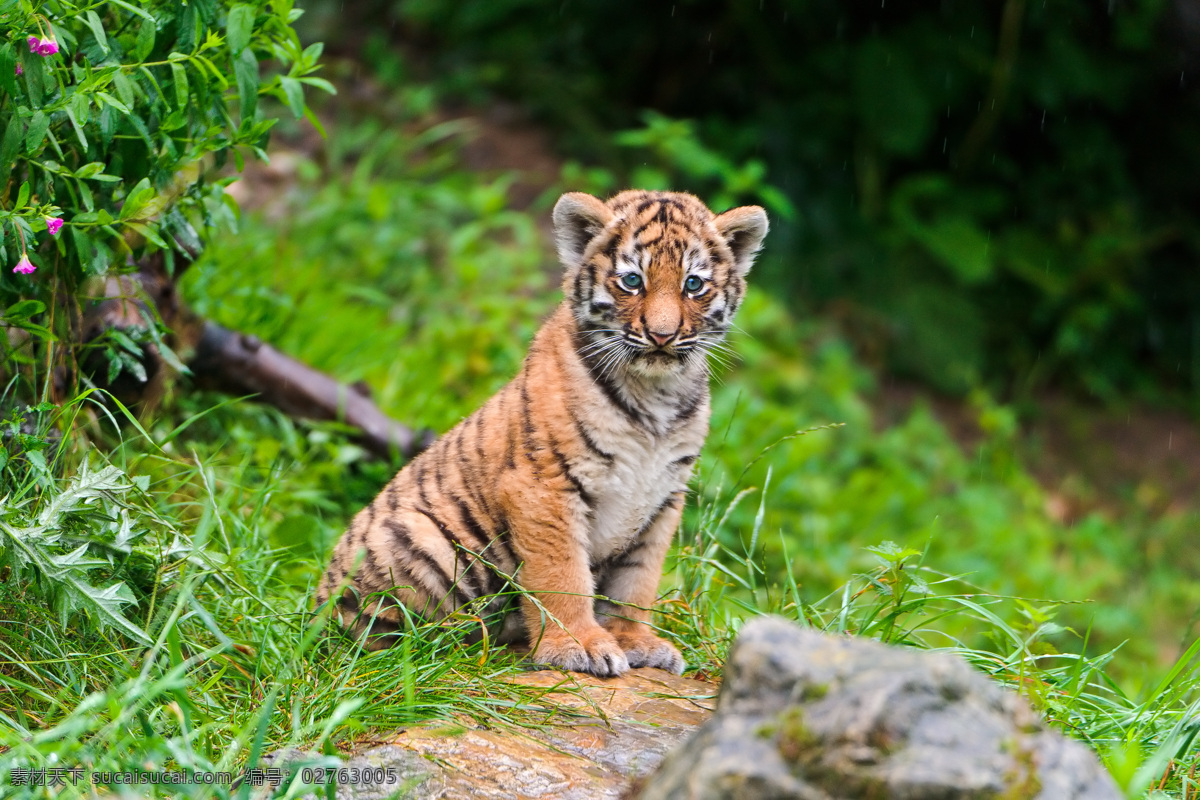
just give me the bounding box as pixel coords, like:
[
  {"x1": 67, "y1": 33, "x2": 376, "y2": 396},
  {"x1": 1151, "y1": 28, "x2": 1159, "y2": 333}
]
[{"x1": 189, "y1": 321, "x2": 435, "y2": 460}]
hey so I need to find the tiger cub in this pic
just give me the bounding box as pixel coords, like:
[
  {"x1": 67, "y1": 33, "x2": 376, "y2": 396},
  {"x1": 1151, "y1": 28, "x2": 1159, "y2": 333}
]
[{"x1": 316, "y1": 190, "x2": 768, "y2": 676}]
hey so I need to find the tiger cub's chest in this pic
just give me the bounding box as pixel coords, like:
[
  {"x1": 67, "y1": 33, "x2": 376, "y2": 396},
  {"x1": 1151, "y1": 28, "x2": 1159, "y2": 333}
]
[{"x1": 573, "y1": 415, "x2": 706, "y2": 562}]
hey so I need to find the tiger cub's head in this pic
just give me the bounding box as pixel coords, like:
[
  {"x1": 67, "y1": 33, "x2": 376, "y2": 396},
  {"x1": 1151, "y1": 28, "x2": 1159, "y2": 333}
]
[{"x1": 553, "y1": 190, "x2": 769, "y2": 379}]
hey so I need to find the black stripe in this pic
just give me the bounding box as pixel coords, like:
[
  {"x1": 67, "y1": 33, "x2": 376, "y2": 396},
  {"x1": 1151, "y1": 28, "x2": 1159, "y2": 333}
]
[
  {"x1": 570, "y1": 332, "x2": 646, "y2": 427},
  {"x1": 381, "y1": 519, "x2": 459, "y2": 601},
  {"x1": 569, "y1": 407, "x2": 615, "y2": 463},
  {"x1": 488, "y1": 525, "x2": 519, "y2": 575},
  {"x1": 432, "y1": 448, "x2": 450, "y2": 498},
  {"x1": 335, "y1": 588, "x2": 360, "y2": 614},
  {"x1": 454, "y1": 420, "x2": 492, "y2": 517},
  {"x1": 594, "y1": 493, "x2": 682, "y2": 573},
  {"x1": 453, "y1": 496, "x2": 492, "y2": 547},
  {"x1": 347, "y1": 518, "x2": 367, "y2": 551},
  {"x1": 572, "y1": 265, "x2": 586, "y2": 304},
  {"x1": 518, "y1": 376, "x2": 537, "y2": 458},
  {"x1": 413, "y1": 457, "x2": 433, "y2": 508},
  {"x1": 548, "y1": 438, "x2": 594, "y2": 510},
  {"x1": 638, "y1": 229, "x2": 663, "y2": 246},
  {"x1": 323, "y1": 567, "x2": 346, "y2": 601},
  {"x1": 414, "y1": 507, "x2": 487, "y2": 600},
  {"x1": 451, "y1": 503, "x2": 505, "y2": 596},
  {"x1": 639, "y1": 493, "x2": 682, "y2": 537},
  {"x1": 504, "y1": 417, "x2": 517, "y2": 470},
  {"x1": 362, "y1": 613, "x2": 403, "y2": 639},
  {"x1": 582, "y1": 264, "x2": 596, "y2": 303},
  {"x1": 466, "y1": 414, "x2": 498, "y2": 517},
  {"x1": 670, "y1": 390, "x2": 705, "y2": 429},
  {"x1": 594, "y1": 369, "x2": 645, "y2": 426},
  {"x1": 604, "y1": 233, "x2": 620, "y2": 264}
]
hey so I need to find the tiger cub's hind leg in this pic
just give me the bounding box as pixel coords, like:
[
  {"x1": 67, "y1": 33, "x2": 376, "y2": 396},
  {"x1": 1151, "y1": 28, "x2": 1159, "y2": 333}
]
[
  {"x1": 323, "y1": 507, "x2": 493, "y2": 648},
  {"x1": 594, "y1": 493, "x2": 686, "y2": 675}
]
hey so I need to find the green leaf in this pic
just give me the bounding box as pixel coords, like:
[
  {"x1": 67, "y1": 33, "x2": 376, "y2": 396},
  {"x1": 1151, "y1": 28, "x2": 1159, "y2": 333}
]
[
  {"x1": 4, "y1": 300, "x2": 46, "y2": 321},
  {"x1": 227, "y1": 5, "x2": 256, "y2": 55},
  {"x1": 298, "y1": 76, "x2": 336, "y2": 95},
  {"x1": 0, "y1": 117, "x2": 23, "y2": 183},
  {"x1": 84, "y1": 11, "x2": 110, "y2": 55},
  {"x1": 112, "y1": 71, "x2": 136, "y2": 109},
  {"x1": 913, "y1": 217, "x2": 994, "y2": 284},
  {"x1": 0, "y1": 42, "x2": 17, "y2": 97},
  {"x1": 134, "y1": 17, "x2": 156, "y2": 61},
  {"x1": 98, "y1": 104, "x2": 117, "y2": 147},
  {"x1": 302, "y1": 104, "x2": 327, "y2": 138},
  {"x1": 64, "y1": 107, "x2": 89, "y2": 150},
  {"x1": 70, "y1": 91, "x2": 90, "y2": 126},
  {"x1": 125, "y1": 221, "x2": 168, "y2": 248},
  {"x1": 108, "y1": 0, "x2": 156, "y2": 21},
  {"x1": 95, "y1": 92, "x2": 131, "y2": 116},
  {"x1": 279, "y1": 76, "x2": 304, "y2": 118},
  {"x1": 74, "y1": 160, "x2": 106, "y2": 178},
  {"x1": 16, "y1": 181, "x2": 30, "y2": 209},
  {"x1": 64, "y1": 573, "x2": 151, "y2": 644},
  {"x1": 866, "y1": 541, "x2": 923, "y2": 564},
  {"x1": 170, "y1": 63, "x2": 189, "y2": 108},
  {"x1": 25, "y1": 110, "x2": 49, "y2": 154},
  {"x1": 233, "y1": 48, "x2": 259, "y2": 121},
  {"x1": 301, "y1": 41, "x2": 324, "y2": 67},
  {"x1": 118, "y1": 177, "x2": 154, "y2": 221},
  {"x1": 24, "y1": 56, "x2": 43, "y2": 107}
]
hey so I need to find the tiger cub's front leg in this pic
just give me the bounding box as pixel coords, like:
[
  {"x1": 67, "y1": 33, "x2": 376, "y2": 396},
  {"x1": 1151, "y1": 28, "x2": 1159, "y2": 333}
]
[
  {"x1": 594, "y1": 493, "x2": 686, "y2": 674},
  {"x1": 504, "y1": 482, "x2": 630, "y2": 677}
]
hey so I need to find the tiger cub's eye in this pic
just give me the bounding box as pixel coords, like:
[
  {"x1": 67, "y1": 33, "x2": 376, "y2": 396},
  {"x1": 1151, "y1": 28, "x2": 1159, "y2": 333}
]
[
  {"x1": 621, "y1": 273, "x2": 644, "y2": 290},
  {"x1": 684, "y1": 276, "x2": 704, "y2": 293}
]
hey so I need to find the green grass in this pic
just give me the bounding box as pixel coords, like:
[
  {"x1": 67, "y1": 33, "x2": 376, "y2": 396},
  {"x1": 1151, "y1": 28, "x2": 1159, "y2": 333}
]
[{"x1": 2, "y1": 87, "x2": 1198, "y2": 798}]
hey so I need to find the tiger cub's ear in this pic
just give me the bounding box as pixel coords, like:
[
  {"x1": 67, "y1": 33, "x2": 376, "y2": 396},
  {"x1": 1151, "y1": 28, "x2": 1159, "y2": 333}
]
[
  {"x1": 553, "y1": 192, "x2": 613, "y2": 268},
  {"x1": 714, "y1": 206, "x2": 769, "y2": 277}
]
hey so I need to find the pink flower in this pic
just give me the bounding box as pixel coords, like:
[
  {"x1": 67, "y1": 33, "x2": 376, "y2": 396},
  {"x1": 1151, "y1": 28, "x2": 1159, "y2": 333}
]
[
  {"x1": 27, "y1": 36, "x2": 58, "y2": 56},
  {"x1": 13, "y1": 255, "x2": 36, "y2": 275},
  {"x1": 45, "y1": 217, "x2": 63, "y2": 235},
  {"x1": 15, "y1": 63, "x2": 22, "y2": 75}
]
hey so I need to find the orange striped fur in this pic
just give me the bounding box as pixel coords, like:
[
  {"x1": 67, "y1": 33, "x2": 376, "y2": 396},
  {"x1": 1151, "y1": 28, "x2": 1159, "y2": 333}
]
[{"x1": 315, "y1": 190, "x2": 769, "y2": 676}]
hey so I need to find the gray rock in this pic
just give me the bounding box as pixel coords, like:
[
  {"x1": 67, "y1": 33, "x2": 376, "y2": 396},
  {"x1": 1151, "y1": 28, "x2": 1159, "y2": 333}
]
[
  {"x1": 633, "y1": 616, "x2": 1121, "y2": 800},
  {"x1": 260, "y1": 745, "x2": 442, "y2": 800}
]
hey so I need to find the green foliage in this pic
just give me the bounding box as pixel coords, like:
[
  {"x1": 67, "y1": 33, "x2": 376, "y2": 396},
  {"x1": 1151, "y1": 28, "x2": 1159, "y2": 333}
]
[
  {"x1": 0, "y1": 0, "x2": 329, "y2": 398},
  {"x1": 387, "y1": 0, "x2": 1200, "y2": 401}
]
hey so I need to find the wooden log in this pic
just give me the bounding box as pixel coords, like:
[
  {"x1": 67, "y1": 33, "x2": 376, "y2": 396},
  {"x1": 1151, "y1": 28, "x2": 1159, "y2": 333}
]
[{"x1": 189, "y1": 320, "x2": 435, "y2": 460}]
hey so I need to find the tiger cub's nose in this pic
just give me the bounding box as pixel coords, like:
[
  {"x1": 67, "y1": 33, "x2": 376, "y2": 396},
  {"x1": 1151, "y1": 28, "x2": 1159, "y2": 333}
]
[{"x1": 647, "y1": 329, "x2": 677, "y2": 347}]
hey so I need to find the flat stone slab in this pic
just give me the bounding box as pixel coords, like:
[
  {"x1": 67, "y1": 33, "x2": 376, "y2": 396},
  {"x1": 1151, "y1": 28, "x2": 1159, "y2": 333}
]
[{"x1": 385, "y1": 667, "x2": 716, "y2": 800}]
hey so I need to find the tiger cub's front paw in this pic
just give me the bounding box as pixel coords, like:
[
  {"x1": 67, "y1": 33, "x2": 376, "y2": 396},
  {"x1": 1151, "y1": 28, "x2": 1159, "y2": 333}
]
[
  {"x1": 532, "y1": 627, "x2": 630, "y2": 677},
  {"x1": 610, "y1": 630, "x2": 685, "y2": 675}
]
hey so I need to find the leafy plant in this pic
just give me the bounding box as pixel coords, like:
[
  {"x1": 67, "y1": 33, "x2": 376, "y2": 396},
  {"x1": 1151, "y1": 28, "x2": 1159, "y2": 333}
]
[{"x1": 0, "y1": 0, "x2": 330, "y2": 400}]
